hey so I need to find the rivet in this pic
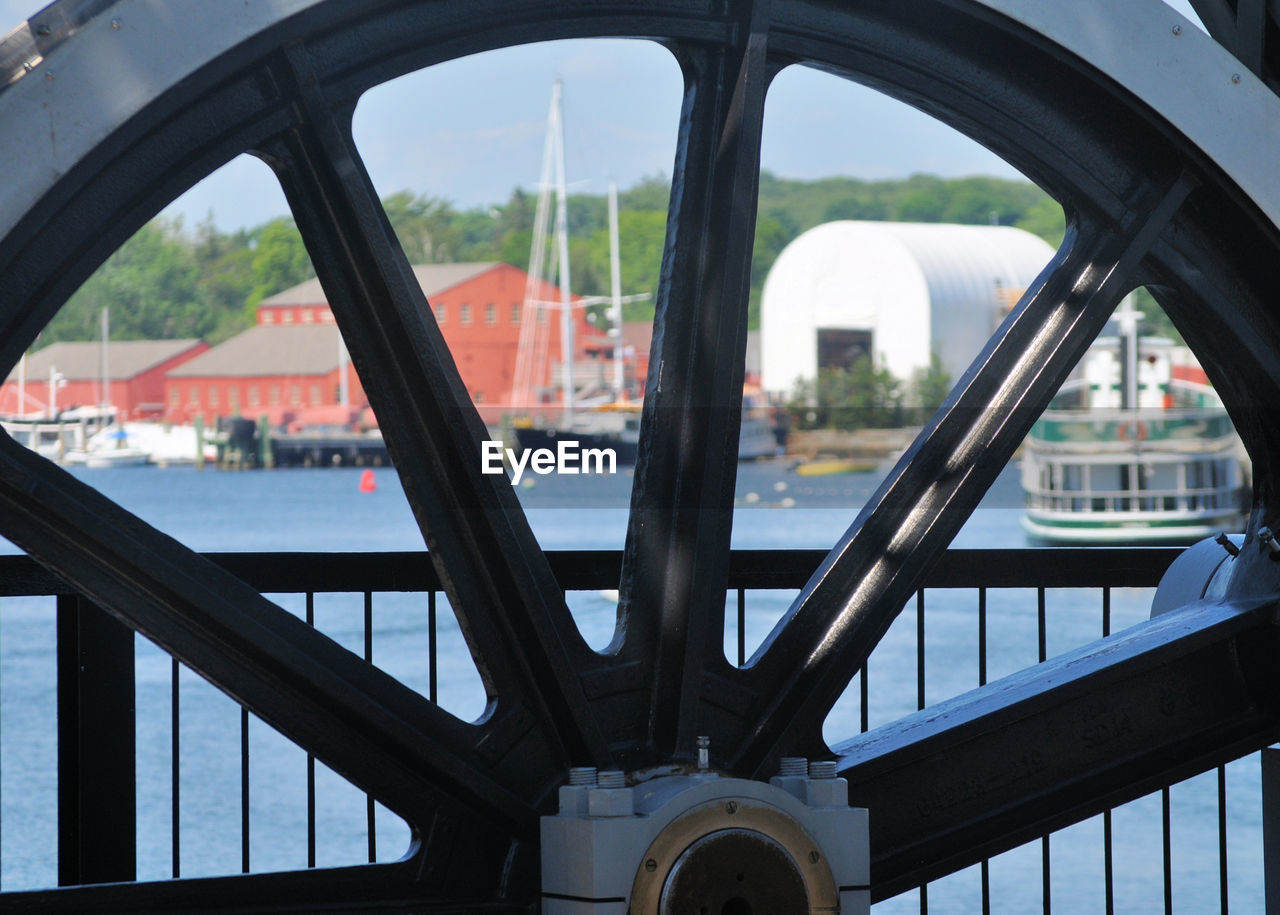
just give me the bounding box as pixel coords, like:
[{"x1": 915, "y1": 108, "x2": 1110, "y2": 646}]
[
  {"x1": 1172, "y1": 24, "x2": 1182, "y2": 35},
  {"x1": 1232, "y1": 73, "x2": 1242, "y2": 84},
  {"x1": 809, "y1": 850, "x2": 821, "y2": 864},
  {"x1": 44, "y1": 71, "x2": 53, "y2": 81},
  {"x1": 645, "y1": 858, "x2": 658, "y2": 872},
  {"x1": 34, "y1": 23, "x2": 50, "y2": 37},
  {"x1": 110, "y1": 18, "x2": 122, "y2": 30},
  {"x1": 725, "y1": 800, "x2": 739, "y2": 815}
]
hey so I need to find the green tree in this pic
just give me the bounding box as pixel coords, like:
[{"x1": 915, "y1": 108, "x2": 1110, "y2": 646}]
[
  {"x1": 247, "y1": 218, "x2": 314, "y2": 309},
  {"x1": 910, "y1": 352, "x2": 952, "y2": 419},
  {"x1": 791, "y1": 359, "x2": 903, "y2": 430}
]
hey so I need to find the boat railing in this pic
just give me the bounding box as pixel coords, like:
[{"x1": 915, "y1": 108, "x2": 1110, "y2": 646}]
[
  {"x1": 1025, "y1": 484, "x2": 1241, "y2": 514},
  {"x1": 0, "y1": 547, "x2": 1266, "y2": 912}
]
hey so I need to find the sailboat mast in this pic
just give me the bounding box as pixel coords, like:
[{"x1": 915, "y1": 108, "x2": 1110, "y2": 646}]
[
  {"x1": 552, "y1": 79, "x2": 575, "y2": 422},
  {"x1": 100, "y1": 307, "x2": 109, "y2": 412},
  {"x1": 608, "y1": 180, "x2": 624, "y2": 397}
]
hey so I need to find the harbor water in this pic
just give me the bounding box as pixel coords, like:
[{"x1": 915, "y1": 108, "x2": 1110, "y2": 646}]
[{"x1": 0, "y1": 461, "x2": 1264, "y2": 911}]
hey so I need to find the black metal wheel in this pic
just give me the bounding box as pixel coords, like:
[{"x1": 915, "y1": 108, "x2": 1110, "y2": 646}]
[{"x1": 2, "y1": 0, "x2": 1280, "y2": 910}]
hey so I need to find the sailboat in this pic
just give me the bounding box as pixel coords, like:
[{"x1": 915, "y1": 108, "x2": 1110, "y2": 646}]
[
  {"x1": 510, "y1": 81, "x2": 648, "y2": 462},
  {"x1": 63, "y1": 308, "x2": 149, "y2": 467}
]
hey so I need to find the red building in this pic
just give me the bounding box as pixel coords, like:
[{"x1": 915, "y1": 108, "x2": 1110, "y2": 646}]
[
  {"x1": 165, "y1": 261, "x2": 608, "y2": 426},
  {"x1": 1, "y1": 339, "x2": 207, "y2": 419}
]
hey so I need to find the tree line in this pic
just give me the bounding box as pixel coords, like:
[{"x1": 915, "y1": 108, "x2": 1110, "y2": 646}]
[{"x1": 44, "y1": 171, "x2": 1070, "y2": 347}]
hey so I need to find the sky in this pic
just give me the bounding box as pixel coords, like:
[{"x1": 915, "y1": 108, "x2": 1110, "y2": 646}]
[{"x1": 2, "y1": 0, "x2": 1207, "y2": 232}]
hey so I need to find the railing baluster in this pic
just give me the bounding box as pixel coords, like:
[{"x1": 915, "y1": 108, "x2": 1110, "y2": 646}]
[
  {"x1": 428, "y1": 589, "x2": 438, "y2": 705},
  {"x1": 1038, "y1": 587, "x2": 1049, "y2": 914},
  {"x1": 1042, "y1": 832, "x2": 1052, "y2": 915},
  {"x1": 56, "y1": 595, "x2": 136, "y2": 886},
  {"x1": 171, "y1": 657, "x2": 180, "y2": 879},
  {"x1": 737, "y1": 587, "x2": 746, "y2": 667},
  {"x1": 978, "y1": 587, "x2": 987, "y2": 687},
  {"x1": 916, "y1": 590, "x2": 926, "y2": 712},
  {"x1": 364, "y1": 590, "x2": 375, "y2": 864},
  {"x1": 240, "y1": 706, "x2": 249, "y2": 874},
  {"x1": 859, "y1": 662, "x2": 868, "y2": 734},
  {"x1": 979, "y1": 586, "x2": 991, "y2": 915},
  {"x1": 1, "y1": 597, "x2": 3, "y2": 891},
  {"x1": 1102, "y1": 585, "x2": 1115, "y2": 913},
  {"x1": 1104, "y1": 808, "x2": 1114, "y2": 915},
  {"x1": 1218, "y1": 764, "x2": 1229, "y2": 913},
  {"x1": 305, "y1": 591, "x2": 316, "y2": 869},
  {"x1": 1163, "y1": 786, "x2": 1173, "y2": 914},
  {"x1": 918, "y1": 590, "x2": 926, "y2": 913}
]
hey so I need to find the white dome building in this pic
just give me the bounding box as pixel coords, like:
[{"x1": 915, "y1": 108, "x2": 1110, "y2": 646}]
[{"x1": 760, "y1": 221, "x2": 1056, "y2": 396}]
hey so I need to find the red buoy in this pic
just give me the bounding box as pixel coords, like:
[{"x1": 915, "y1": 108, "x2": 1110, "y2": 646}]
[{"x1": 359, "y1": 469, "x2": 377, "y2": 492}]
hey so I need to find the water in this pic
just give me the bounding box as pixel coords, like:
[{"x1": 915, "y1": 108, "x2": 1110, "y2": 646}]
[{"x1": 0, "y1": 462, "x2": 1264, "y2": 911}]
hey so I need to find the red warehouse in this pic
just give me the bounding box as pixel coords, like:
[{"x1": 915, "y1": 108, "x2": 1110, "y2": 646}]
[
  {"x1": 166, "y1": 261, "x2": 605, "y2": 426},
  {"x1": 1, "y1": 339, "x2": 207, "y2": 419}
]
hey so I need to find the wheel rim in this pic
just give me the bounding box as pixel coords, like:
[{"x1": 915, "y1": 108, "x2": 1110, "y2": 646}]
[{"x1": 2, "y1": 0, "x2": 1279, "y2": 908}]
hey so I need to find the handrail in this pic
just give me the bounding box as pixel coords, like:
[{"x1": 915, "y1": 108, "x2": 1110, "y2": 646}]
[{"x1": 0, "y1": 547, "x2": 1181, "y2": 597}]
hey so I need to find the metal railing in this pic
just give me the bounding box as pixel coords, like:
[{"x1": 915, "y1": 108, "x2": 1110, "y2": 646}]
[{"x1": 4, "y1": 546, "x2": 1263, "y2": 911}]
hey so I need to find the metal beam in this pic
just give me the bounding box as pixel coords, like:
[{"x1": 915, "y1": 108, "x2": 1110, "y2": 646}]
[{"x1": 833, "y1": 597, "x2": 1280, "y2": 900}]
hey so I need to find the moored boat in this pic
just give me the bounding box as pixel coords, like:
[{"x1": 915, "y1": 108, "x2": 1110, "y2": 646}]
[{"x1": 1021, "y1": 306, "x2": 1246, "y2": 544}]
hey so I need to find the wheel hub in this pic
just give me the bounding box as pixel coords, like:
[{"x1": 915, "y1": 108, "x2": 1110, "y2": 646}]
[{"x1": 540, "y1": 756, "x2": 868, "y2": 913}]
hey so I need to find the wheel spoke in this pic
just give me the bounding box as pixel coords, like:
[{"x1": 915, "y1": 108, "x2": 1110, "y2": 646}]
[
  {"x1": 258, "y1": 46, "x2": 612, "y2": 770},
  {"x1": 618, "y1": 2, "x2": 773, "y2": 761},
  {"x1": 0, "y1": 432, "x2": 536, "y2": 840},
  {"x1": 733, "y1": 174, "x2": 1197, "y2": 775}
]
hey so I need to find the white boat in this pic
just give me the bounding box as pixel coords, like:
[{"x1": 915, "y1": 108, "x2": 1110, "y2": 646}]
[
  {"x1": 2, "y1": 405, "x2": 119, "y2": 463},
  {"x1": 1021, "y1": 305, "x2": 1246, "y2": 544}
]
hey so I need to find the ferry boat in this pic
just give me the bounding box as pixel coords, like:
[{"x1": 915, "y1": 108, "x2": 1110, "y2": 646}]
[{"x1": 1021, "y1": 306, "x2": 1246, "y2": 544}]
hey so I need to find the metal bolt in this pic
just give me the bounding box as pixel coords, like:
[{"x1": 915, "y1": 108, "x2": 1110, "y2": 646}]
[
  {"x1": 1172, "y1": 24, "x2": 1182, "y2": 35},
  {"x1": 778, "y1": 757, "x2": 808, "y2": 777},
  {"x1": 808, "y1": 850, "x2": 821, "y2": 864},
  {"x1": 645, "y1": 858, "x2": 658, "y2": 872},
  {"x1": 1216, "y1": 532, "x2": 1240, "y2": 557},
  {"x1": 725, "y1": 800, "x2": 739, "y2": 815},
  {"x1": 1258, "y1": 527, "x2": 1280, "y2": 558},
  {"x1": 1232, "y1": 73, "x2": 1242, "y2": 84},
  {"x1": 110, "y1": 17, "x2": 122, "y2": 30},
  {"x1": 568, "y1": 766, "x2": 597, "y2": 786},
  {"x1": 696, "y1": 735, "x2": 710, "y2": 770},
  {"x1": 809, "y1": 760, "x2": 838, "y2": 780},
  {"x1": 597, "y1": 769, "x2": 625, "y2": 788},
  {"x1": 34, "y1": 23, "x2": 50, "y2": 36}
]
